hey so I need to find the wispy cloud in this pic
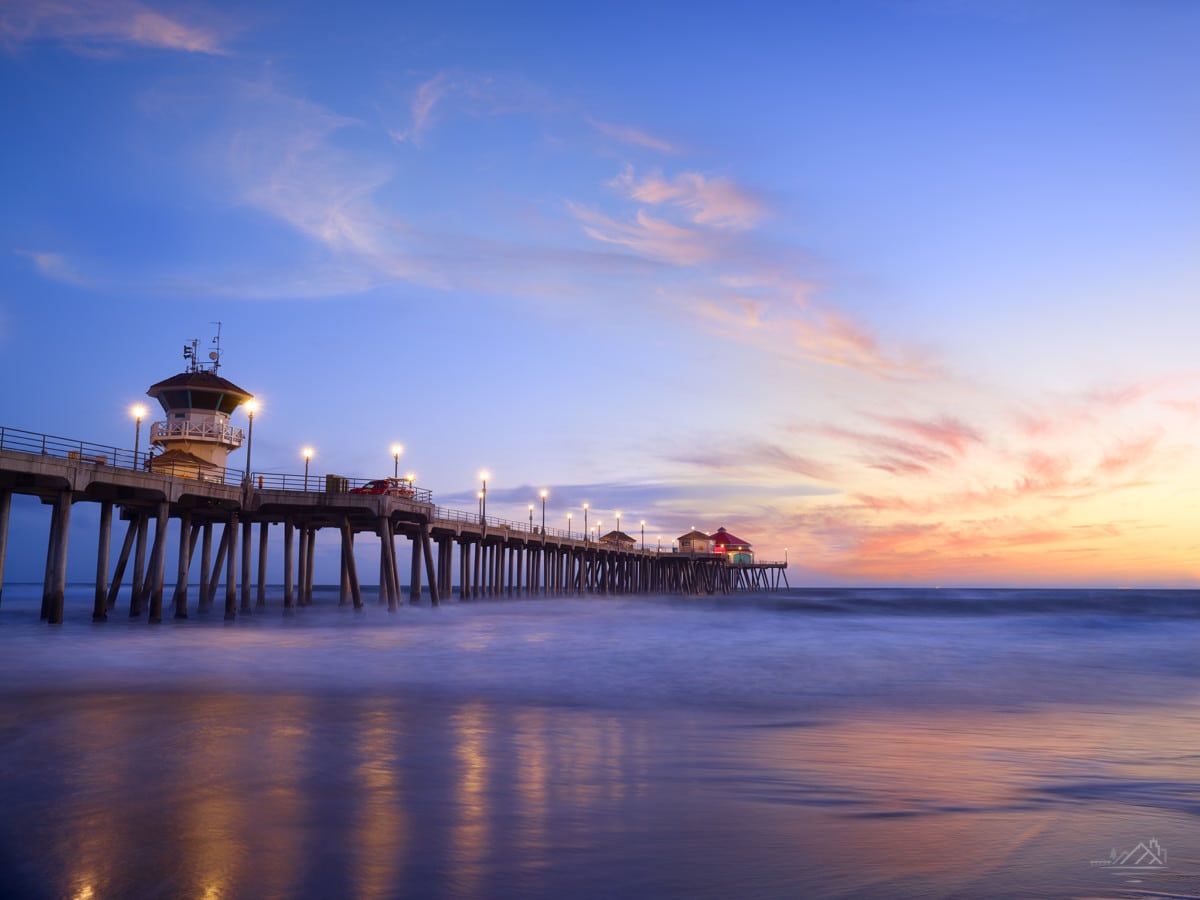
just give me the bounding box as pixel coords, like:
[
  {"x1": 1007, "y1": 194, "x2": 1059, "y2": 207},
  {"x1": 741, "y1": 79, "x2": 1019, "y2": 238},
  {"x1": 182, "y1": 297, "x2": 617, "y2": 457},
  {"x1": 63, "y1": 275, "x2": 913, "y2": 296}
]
[
  {"x1": 226, "y1": 80, "x2": 446, "y2": 288},
  {"x1": 609, "y1": 166, "x2": 765, "y2": 230},
  {"x1": 588, "y1": 118, "x2": 679, "y2": 155},
  {"x1": 14, "y1": 249, "x2": 93, "y2": 287},
  {"x1": 1, "y1": 0, "x2": 228, "y2": 55},
  {"x1": 387, "y1": 73, "x2": 452, "y2": 146},
  {"x1": 669, "y1": 439, "x2": 839, "y2": 483},
  {"x1": 568, "y1": 202, "x2": 718, "y2": 266}
]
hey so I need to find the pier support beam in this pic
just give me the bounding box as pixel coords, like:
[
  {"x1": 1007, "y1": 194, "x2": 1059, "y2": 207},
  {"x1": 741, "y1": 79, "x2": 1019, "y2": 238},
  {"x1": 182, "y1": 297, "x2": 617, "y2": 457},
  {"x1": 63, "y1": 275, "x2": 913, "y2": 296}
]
[
  {"x1": 283, "y1": 518, "x2": 295, "y2": 610},
  {"x1": 256, "y1": 521, "x2": 269, "y2": 610},
  {"x1": 199, "y1": 522, "x2": 213, "y2": 610},
  {"x1": 172, "y1": 509, "x2": 192, "y2": 619},
  {"x1": 92, "y1": 501, "x2": 112, "y2": 622},
  {"x1": 0, "y1": 489, "x2": 9, "y2": 608},
  {"x1": 147, "y1": 502, "x2": 169, "y2": 623},
  {"x1": 240, "y1": 518, "x2": 253, "y2": 614},
  {"x1": 45, "y1": 491, "x2": 72, "y2": 624},
  {"x1": 224, "y1": 514, "x2": 239, "y2": 621},
  {"x1": 340, "y1": 516, "x2": 362, "y2": 610},
  {"x1": 106, "y1": 518, "x2": 136, "y2": 612},
  {"x1": 422, "y1": 525, "x2": 439, "y2": 606}
]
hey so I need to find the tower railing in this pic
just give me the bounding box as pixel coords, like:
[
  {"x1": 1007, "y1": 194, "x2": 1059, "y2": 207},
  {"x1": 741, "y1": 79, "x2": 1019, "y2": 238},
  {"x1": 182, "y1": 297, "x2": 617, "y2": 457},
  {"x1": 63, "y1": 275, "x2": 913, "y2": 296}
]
[{"x1": 150, "y1": 420, "x2": 244, "y2": 447}]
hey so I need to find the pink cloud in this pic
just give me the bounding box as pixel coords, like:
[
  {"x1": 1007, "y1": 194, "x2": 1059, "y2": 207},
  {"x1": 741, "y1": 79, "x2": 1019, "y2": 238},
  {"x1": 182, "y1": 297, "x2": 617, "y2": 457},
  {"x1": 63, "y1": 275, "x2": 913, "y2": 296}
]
[
  {"x1": 790, "y1": 308, "x2": 939, "y2": 380},
  {"x1": 670, "y1": 440, "x2": 838, "y2": 483},
  {"x1": 867, "y1": 414, "x2": 983, "y2": 455},
  {"x1": 1, "y1": 0, "x2": 227, "y2": 54},
  {"x1": 609, "y1": 166, "x2": 765, "y2": 231},
  {"x1": 569, "y1": 202, "x2": 717, "y2": 266},
  {"x1": 1097, "y1": 433, "x2": 1160, "y2": 476}
]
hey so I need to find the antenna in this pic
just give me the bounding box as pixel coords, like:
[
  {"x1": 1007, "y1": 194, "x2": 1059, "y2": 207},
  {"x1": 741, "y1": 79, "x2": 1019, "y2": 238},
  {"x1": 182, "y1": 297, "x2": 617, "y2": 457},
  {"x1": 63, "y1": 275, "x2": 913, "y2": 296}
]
[
  {"x1": 209, "y1": 321, "x2": 222, "y2": 372},
  {"x1": 183, "y1": 339, "x2": 199, "y2": 373}
]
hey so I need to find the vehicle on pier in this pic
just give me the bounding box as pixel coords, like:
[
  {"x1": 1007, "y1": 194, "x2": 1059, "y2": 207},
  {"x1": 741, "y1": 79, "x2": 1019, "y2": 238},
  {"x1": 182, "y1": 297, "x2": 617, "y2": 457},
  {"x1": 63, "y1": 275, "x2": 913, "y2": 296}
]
[{"x1": 350, "y1": 478, "x2": 415, "y2": 498}]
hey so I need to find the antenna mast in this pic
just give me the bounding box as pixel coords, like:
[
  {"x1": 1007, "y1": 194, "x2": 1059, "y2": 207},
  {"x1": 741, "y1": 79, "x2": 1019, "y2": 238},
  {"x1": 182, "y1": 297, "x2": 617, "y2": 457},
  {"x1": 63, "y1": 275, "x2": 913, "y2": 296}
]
[
  {"x1": 209, "y1": 321, "x2": 222, "y2": 373},
  {"x1": 181, "y1": 322, "x2": 223, "y2": 373}
]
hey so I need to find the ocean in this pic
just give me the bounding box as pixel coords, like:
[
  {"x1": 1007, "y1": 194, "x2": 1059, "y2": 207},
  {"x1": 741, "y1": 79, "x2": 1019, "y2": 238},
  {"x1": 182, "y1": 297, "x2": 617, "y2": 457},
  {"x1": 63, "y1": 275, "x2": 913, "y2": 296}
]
[{"x1": 1, "y1": 584, "x2": 1198, "y2": 899}]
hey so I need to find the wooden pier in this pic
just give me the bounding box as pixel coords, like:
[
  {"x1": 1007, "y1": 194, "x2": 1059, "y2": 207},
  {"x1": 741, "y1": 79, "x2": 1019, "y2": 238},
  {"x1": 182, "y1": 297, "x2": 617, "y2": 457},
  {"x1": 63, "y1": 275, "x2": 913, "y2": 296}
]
[{"x1": 0, "y1": 426, "x2": 789, "y2": 624}]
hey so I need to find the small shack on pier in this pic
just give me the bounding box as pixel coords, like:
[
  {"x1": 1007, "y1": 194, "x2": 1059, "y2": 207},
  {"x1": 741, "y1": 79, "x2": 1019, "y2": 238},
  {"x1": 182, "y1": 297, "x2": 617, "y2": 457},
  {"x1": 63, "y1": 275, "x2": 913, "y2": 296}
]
[
  {"x1": 600, "y1": 530, "x2": 636, "y2": 550},
  {"x1": 677, "y1": 529, "x2": 714, "y2": 554}
]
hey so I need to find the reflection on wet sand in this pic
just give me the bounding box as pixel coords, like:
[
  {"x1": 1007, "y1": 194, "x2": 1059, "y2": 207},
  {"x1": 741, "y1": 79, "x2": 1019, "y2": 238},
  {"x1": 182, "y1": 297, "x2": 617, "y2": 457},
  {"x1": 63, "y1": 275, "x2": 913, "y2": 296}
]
[{"x1": 5, "y1": 690, "x2": 1200, "y2": 898}]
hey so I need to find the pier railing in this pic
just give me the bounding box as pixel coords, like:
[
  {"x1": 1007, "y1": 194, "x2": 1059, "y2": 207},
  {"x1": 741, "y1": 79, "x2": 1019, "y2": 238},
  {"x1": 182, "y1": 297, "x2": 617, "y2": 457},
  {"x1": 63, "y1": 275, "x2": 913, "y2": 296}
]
[
  {"x1": 0, "y1": 425, "x2": 428, "y2": 500},
  {"x1": 2, "y1": 425, "x2": 664, "y2": 548},
  {"x1": 0, "y1": 425, "x2": 141, "y2": 470}
]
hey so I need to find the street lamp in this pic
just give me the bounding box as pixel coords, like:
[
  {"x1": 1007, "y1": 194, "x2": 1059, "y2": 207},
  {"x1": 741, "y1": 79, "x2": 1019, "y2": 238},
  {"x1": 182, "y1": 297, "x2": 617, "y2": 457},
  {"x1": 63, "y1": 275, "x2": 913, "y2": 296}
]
[
  {"x1": 640, "y1": 520, "x2": 645, "y2": 550},
  {"x1": 540, "y1": 489, "x2": 547, "y2": 538},
  {"x1": 406, "y1": 472, "x2": 416, "y2": 489},
  {"x1": 596, "y1": 521, "x2": 602, "y2": 544},
  {"x1": 243, "y1": 400, "x2": 257, "y2": 480},
  {"x1": 528, "y1": 503, "x2": 534, "y2": 531},
  {"x1": 480, "y1": 471, "x2": 489, "y2": 522},
  {"x1": 567, "y1": 512, "x2": 572, "y2": 539},
  {"x1": 391, "y1": 444, "x2": 403, "y2": 479},
  {"x1": 302, "y1": 447, "x2": 313, "y2": 491},
  {"x1": 130, "y1": 404, "x2": 146, "y2": 469},
  {"x1": 616, "y1": 511, "x2": 621, "y2": 537},
  {"x1": 784, "y1": 547, "x2": 789, "y2": 566},
  {"x1": 583, "y1": 503, "x2": 589, "y2": 544},
  {"x1": 478, "y1": 491, "x2": 484, "y2": 518}
]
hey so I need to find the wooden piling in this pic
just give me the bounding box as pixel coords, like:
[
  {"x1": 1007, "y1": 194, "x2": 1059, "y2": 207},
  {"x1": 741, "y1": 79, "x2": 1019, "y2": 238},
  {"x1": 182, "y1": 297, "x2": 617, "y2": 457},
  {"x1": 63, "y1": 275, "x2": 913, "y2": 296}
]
[{"x1": 93, "y1": 500, "x2": 112, "y2": 622}]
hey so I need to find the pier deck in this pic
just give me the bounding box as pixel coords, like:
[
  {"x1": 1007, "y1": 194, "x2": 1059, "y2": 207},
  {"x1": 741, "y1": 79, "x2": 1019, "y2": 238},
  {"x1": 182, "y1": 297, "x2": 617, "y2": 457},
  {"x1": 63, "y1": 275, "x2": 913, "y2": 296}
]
[{"x1": 0, "y1": 426, "x2": 788, "y2": 624}]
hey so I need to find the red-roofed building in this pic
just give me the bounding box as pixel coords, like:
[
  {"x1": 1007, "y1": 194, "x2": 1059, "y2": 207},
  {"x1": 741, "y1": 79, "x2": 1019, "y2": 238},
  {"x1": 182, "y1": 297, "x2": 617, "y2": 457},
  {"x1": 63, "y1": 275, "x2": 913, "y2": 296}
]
[{"x1": 711, "y1": 527, "x2": 754, "y2": 565}]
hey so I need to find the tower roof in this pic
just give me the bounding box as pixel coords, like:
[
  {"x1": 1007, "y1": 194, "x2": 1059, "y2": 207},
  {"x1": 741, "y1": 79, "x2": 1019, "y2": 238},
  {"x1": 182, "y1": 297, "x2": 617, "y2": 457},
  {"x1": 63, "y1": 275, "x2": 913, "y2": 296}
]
[{"x1": 147, "y1": 370, "x2": 252, "y2": 414}]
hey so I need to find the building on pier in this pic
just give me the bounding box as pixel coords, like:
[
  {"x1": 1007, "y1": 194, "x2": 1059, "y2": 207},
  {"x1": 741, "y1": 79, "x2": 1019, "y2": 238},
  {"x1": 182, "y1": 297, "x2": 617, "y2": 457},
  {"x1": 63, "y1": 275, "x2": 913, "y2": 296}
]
[
  {"x1": 676, "y1": 529, "x2": 713, "y2": 554},
  {"x1": 145, "y1": 336, "x2": 253, "y2": 480},
  {"x1": 711, "y1": 527, "x2": 753, "y2": 565},
  {"x1": 599, "y1": 530, "x2": 636, "y2": 550}
]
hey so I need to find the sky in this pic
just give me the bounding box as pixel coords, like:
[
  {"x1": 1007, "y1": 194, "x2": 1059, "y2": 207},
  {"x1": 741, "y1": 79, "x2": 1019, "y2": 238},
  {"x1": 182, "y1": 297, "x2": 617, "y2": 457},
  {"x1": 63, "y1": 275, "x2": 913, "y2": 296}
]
[{"x1": 1, "y1": 0, "x2": 1198, "y2": 587}]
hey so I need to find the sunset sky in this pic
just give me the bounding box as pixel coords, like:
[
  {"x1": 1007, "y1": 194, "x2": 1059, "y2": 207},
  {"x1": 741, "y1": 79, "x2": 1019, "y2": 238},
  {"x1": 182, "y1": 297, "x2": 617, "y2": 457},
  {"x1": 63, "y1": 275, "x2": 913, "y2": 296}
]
[{"x1": 2, "y1": 0, "x2": 1198, "y2": 586}]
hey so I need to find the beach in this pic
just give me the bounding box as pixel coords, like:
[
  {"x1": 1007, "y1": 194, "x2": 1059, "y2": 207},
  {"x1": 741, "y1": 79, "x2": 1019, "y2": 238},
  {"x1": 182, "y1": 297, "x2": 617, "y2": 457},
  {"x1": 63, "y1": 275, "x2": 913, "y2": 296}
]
[{"x1": 1, "y1": 586, "x2": 1198, "y2": 898}]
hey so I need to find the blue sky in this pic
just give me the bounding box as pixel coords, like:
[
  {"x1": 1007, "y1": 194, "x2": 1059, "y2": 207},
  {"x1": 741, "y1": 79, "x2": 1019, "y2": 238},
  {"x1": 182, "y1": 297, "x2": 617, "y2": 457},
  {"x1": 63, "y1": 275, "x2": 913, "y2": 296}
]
[{"x1": 2, "y1": 0, "x2": 1199, "y2": 585}]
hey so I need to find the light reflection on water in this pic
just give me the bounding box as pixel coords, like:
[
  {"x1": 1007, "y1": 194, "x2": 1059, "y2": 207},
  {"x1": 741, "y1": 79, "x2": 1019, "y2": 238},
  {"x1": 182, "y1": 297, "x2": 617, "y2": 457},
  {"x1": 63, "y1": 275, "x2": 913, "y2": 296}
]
[{"x1": 1, "y1": 587, "x2": 1199, "y2": 898}]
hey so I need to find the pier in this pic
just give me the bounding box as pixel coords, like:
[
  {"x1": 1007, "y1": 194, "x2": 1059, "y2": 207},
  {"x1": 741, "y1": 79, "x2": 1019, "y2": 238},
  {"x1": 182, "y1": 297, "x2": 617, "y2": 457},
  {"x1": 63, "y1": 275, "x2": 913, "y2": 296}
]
[{"x1": 0, "y1": 426, "x2": 789, "y2": 624}]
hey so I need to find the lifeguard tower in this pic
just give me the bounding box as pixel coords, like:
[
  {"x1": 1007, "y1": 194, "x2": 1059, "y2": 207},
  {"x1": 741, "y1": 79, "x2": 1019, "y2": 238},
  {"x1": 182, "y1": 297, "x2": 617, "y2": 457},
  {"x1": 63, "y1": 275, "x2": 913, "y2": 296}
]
[{"x1": 145, "y1": 328, "x2": 253, "y2": 480}]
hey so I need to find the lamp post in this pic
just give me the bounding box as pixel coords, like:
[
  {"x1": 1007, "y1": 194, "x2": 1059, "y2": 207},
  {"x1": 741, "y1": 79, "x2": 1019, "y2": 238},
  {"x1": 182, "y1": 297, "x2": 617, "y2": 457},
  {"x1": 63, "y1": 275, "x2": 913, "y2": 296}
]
[
  {"x1": 243, "y1": 400, "x2": 257, "y2": 480},
  {"x1": 391, "y1": 444, "x2": 403, "y2": 480},
  {"x1": 529, "y1": 504, "x2": 534, "y2": 531},
  {"x1": 406, "y1": 472, "x2": 416, "y2": 490},
  {"x1": 583, "y1": 503, "x2": 589, "y2": 544},
  {"x1": 640, "y1": 520, "x2": 645, "y2": 550},
  {"x1": 478, "y1": 491, "x2": 484, "y2": 518},
  {"x1": 302, "y1": 447, "x2": 313, "y2": 491},
  {"x1": 616, "y1": 511, "x2": 621, "y2": 538},
  {"x1": 567, "y1": 512, "x2": 572, "y2": 539},
  {"x1": 480, "y1": 471, "x2": 489, "y2": 523},
  {"x1": 784, "y1": 547, "x2": 789, "y2": 566},
  {"x1": 540, "y1": 489, "x2": 547, "y2": 538},
  {"x1": 130, "y1": 404, "x2": 145, "y2": 469},
  {"x1": 596, "y1": 521, "x2": 602, "y2": 544}
]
